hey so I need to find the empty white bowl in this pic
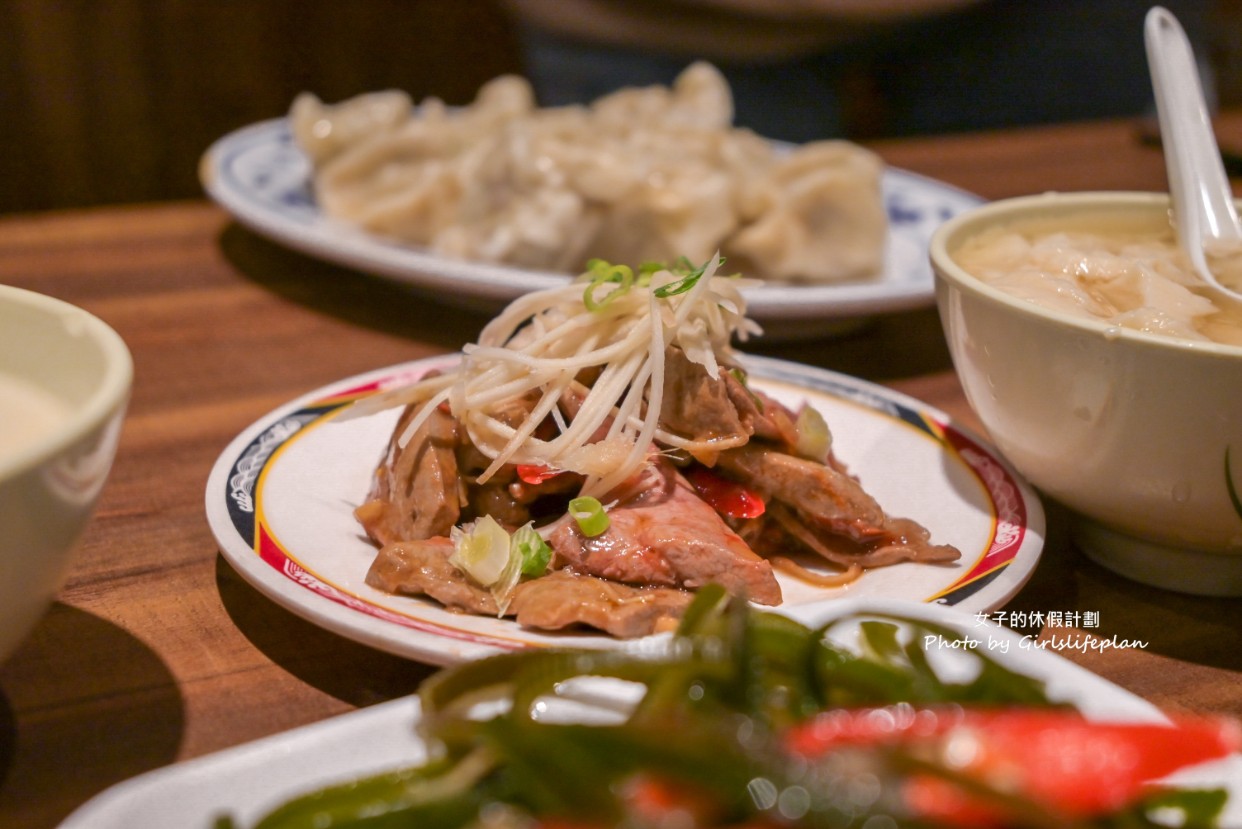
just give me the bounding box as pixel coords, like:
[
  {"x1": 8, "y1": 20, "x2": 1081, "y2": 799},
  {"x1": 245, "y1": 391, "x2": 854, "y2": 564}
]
[
  {"x1": 0, "y1": 285, "x2": 132, "y2": 663},
  {"x1": 931, "y1": 191, "x2": 1242, "y2": 596}
]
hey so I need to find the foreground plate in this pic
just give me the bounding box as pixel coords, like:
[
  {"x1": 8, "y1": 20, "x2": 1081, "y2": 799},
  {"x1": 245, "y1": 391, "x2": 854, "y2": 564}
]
[
  {"x1": 58, "y1": 598, "x2": 1241, "y2": 829},
  {"x1": 200, "y1": 119, "x2": 982, "y2": 335},
  {"x1": 204, "y1": 353, "x2": 1044, "y2": 665}
]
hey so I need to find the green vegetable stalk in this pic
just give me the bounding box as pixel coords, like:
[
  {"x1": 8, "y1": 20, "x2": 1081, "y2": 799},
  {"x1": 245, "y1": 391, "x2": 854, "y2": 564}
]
[{"x1": 215, "y1": 588, "x2": 1230, "y2": 829}]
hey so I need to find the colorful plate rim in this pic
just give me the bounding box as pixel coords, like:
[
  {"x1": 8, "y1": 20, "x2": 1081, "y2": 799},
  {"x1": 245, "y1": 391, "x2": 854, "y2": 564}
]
[
  {"x1": 204, "y1": 353, "x2": 1045, "y2": 666},
  {"x1": 199, "y1": 118, "x2": 984, "y2": 326}
]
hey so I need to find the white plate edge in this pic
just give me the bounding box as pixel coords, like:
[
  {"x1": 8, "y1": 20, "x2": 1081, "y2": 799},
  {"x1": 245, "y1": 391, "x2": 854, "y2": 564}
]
[
  {"x1": 57, "y1": 597, "x2": 1241, "y2": 829},
  {"x1": 205, "y1": 353, "x2": 1046, "y2": 666},
  {"x1": 199, "y1": 118, "x2": 984, "y2": 320}
]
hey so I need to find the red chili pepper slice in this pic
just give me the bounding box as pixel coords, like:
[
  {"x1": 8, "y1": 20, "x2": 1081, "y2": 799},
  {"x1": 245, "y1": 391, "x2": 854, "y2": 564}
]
[
  {"x1": 621, "y1": 774, "x2": 721, "y2": 826},
  {"x1": 516, "y1": 464, "x2": 563, "y2": 485},
  {"x1": 684, "y1": 466, "x2": 766, "y2": 519},
  {"x1": 786, "y1": 706, "x2": 1240, "y2": 825}
]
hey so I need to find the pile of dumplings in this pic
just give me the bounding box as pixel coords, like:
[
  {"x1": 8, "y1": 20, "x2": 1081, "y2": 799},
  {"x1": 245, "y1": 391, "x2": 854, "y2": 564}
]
[{"x1": 290, "y1": 62, "x2": 887, "y2": 284}]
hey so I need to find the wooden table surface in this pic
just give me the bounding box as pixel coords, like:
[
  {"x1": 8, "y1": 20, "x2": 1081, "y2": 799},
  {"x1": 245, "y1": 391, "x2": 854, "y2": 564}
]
[{"x1": 3, "y1": 113, "x2": 1242, "y2": 828}]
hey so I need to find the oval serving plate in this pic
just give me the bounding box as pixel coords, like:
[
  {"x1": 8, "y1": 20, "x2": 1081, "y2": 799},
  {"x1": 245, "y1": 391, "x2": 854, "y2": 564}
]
[
  {"x1": 200, "y1": 119, "x2": 983, "y2": 336},
  {"x1": 204, "y1": 353, "x2": 1044, "y2": 665},
  {"x1": 58, "y1": 598, "x2": 1242, "y2": 829}
]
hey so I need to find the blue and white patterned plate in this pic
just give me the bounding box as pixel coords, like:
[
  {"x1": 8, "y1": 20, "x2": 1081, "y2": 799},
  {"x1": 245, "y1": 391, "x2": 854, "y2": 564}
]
[
  {"x1": 200, "y1": 119, "x2": 982, "y2": 335},
  {"x1": 59, "y1": 597, "x2": 1242, "y2": 829},
  {"x1": 203, "y1": 353, "x2": 1044, "y2": 667}
]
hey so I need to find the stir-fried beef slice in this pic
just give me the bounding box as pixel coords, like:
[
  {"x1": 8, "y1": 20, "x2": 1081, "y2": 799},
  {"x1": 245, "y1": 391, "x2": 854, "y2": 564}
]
[
  {"x1": 451, "y1": 392, "x2": 580, "y2": 530},
  {"x1": 475, "y1": 419, "x2": 587, "y2": 516},
  {"x1": 659, "y1": 347, "x2": 799, "y2": 451},
  {"x1": 718, "y1": 443, "x2": 887, "y2": 541},
  {"x1": 718, "y1": 444, "x2": 960, "y2": 565},
  {"x1": 863, "y1": 522, "x2": 961, "y2": 565},
  {"x1": 365, "y1": 536, "x2": 502, "y2": 616},
  {"x1": 550, "y1": 458, "x2": 783, "y2": 605},
  {"x1": 660, "y1": 347, "x2": 751, "y2": 443},
  {"x1": 510, "y1": 570, "x2": 691, "y2": 638},
  {"x1": 455, "y1": 436, "x2": 499, "y2": 479},
  {"x1": 741, "y1": 503, "x2": 959, "y2": 570},
  {"x1": 745, "y1": 388, "x2": 800, "y2": 448},
  {"x1": 355, "y1": 401, "x2": 461, "y2": 546},
  {"x1": 466, "y1": 478, "x2": 531, "y2": 529},
  {"x1": 508, "y1": 469, "x2": 585, "y2": 504},
  {"x1": 548, "y1": 505, "x2": 680, "y2": 588}
]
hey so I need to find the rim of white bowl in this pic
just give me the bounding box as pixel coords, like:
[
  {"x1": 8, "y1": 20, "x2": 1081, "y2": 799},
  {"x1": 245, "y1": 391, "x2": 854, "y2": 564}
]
[
  {"x1": 929, "y1": 190, "x2": 1242, "y2": 360},
  {"x1": 0, "y1": 284, "x2": 134, "y2": 480}
]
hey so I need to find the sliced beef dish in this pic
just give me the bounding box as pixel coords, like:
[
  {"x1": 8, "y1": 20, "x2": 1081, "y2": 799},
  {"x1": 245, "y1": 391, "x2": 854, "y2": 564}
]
[
  {"x1": 355, "y1": 348, "x2": 959, "y2": 639},
  {"x1": 549, "y1": 457, "x2": 783, "y2": 605}
]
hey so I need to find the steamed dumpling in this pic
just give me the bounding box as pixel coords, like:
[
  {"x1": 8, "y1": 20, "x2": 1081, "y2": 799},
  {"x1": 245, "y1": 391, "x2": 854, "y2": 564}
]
[
  {"x1": 726, "y1": 141, "x2": 887, "y2": 283},
  {"x1": 290, "y1": 62, "x2": 887, "y2": 284},
  {"x1": 290, "y1": 90, "x2": 412, "y2": 166}
]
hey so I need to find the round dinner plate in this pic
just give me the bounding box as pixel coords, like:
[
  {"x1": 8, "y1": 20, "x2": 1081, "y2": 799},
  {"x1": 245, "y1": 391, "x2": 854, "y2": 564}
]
[
  {"x1": 199, "y1": 119, "x2": 983, "y2": 335},
  {"x1": 57, "y1": 598, "x2": 1242, "y2": 829},
  {"x1": 204, "y1": 353, "x2": 1044, "y2": 666}
]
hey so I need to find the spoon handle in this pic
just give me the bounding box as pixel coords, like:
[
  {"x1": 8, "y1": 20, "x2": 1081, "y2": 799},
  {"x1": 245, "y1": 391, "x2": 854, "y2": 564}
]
[{"x1": 1145, "y1": 6, "x2": 1242, "y2": 252}]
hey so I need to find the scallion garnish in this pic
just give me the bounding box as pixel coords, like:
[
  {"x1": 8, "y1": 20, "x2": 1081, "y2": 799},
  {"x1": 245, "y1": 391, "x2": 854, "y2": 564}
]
[
  {"x1": 511, "y1": 523, "x2": 552, "y2": 577},
  {"x1": 568, "y1": 496, "x2": 610, "y2": 537},
  {"x1": 448, "y1": 516, "x2": 511, "y2": 587},
  {"x1": 580, "y1": 256, "x2": 730, "y2": 309},
  {"x1": 582, "y1": 259, "x2": 636, "y2": 312},
  {"x1": 653, "y1": 255, "x2": 719, "y2": 298}
]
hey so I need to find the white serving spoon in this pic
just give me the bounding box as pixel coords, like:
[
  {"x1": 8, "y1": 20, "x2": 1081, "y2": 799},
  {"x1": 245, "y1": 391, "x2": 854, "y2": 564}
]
[{"x1": 1145, "y1": 5, "x2": 1242, "y2": 306}]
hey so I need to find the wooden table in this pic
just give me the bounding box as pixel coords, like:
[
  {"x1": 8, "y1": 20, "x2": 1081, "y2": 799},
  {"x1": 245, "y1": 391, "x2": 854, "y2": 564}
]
[{"x1": 3, "y1": 114, "x2": 1241, "y2": 828}]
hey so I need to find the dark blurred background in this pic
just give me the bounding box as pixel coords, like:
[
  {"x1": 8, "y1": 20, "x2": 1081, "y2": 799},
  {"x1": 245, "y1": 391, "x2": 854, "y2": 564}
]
[
  {"x1": 0, "y1": 0, "x2": 523, "y2": 214},
  {"x1": 0, "y1": 0, "x2": 1239, "y2": 215}
]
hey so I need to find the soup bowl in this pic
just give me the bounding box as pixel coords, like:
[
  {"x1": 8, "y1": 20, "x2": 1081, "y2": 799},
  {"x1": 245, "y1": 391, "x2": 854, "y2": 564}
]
[
  {"x1": 931, "y1": 191, "x2": 1242, "y2": 596},
  {"x1": 0, "y1": 285, "x2": 132, "y2": 663}
]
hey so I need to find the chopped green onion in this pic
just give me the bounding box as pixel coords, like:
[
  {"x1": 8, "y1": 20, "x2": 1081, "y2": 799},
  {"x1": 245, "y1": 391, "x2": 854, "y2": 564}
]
[
  {"x1": 490, "y1": 553, "x2": 522, "y2": 617},
  {"x1": 449, "y1": 515, "x2": 511, "y2": 587},
  {"x1": 653, "y1": 255, "x2": 719, "y2": 298},
  {"x1": 511, "y1": 523, "x2": 552, "y2": 577},
  {"x1": 794, "y1": 404, "x2": 831, "y2": 463},
  {"x1": 582, "y1": 260, "x2": 635, "y2": 312},
  {"x1": 580, "y1": 256, "x2": 728, "y2": 308},
  {"x1": 449, "y1": 518, "x2": 555, "y2": 615},
  {"x1": 568, "y1": 496, "x2": 610, "y2": 537}
]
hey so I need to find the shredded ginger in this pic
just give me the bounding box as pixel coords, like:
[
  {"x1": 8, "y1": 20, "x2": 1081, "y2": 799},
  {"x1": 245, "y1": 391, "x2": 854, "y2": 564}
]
[{"x1": 347, "y1": 254, "x2": 761, "y2": 499}]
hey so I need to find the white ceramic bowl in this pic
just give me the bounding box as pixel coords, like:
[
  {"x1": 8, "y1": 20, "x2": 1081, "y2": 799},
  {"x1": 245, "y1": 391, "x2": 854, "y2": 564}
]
[
  {"x1": 0, "y1": 285, "x2": 132, "y2": 663},
  {"x1": 931, "y1": 191, "x2": 1242, "y2": 596}
]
